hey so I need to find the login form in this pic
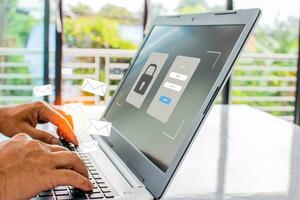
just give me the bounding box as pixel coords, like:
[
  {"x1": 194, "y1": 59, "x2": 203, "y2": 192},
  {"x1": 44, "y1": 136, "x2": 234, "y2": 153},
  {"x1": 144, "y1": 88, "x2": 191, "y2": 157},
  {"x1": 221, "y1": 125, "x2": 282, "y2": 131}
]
[
  {"x1": 126, "y1": 52, "x2": 168, "y2": 108},
  {"x1": 147, "y1": 56, "x2": 200, "y2": 123},
  {"x1": 105, "y1": 25, "x2": 245, "y2": 171}
]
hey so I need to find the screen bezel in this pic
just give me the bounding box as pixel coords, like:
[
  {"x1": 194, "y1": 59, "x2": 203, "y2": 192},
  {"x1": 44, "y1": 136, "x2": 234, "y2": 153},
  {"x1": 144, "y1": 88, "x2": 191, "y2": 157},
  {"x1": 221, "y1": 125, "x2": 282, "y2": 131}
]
[{"x1": 99, "y1": 9, "x2": 261, "y2": 199}]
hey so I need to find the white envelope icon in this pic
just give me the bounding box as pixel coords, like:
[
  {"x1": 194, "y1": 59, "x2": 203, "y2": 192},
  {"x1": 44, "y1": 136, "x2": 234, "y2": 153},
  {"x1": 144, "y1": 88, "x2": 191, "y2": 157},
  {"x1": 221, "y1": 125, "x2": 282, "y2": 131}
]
[
  {"x1": 64, "y1": 103, "x2": 85, "y2": 115},
  {"x1": 62, "y1": 67, "x2": 73, "y2": 75},
  {"x1": 33, "y1": 84, "x2": 52, "y2": 97},
  {"x1": 77, "y1": 140, "x2": 99, "y2": 153},
  {"x1": 81, "y1": 78, "x2": 108, "y2": 96},
  {"x1": 86, "y1": 120, "x2": 112, "y2": 136},
  {"x1": 63, "y1": 103, "x2": 88, "y2": 132}
]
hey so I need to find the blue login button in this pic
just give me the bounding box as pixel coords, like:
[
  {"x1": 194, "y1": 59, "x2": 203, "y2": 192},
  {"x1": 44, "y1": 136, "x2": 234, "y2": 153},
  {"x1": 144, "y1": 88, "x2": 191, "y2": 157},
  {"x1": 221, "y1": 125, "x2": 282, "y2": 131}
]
[{"x1": 159, "y1": 95, "x2": 171, "y2": 105}]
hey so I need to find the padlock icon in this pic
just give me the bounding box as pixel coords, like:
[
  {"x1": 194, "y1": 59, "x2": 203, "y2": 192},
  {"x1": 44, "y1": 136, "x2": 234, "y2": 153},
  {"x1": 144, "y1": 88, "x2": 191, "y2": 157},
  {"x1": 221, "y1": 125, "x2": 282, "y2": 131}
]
[{"x1": 134, "y1": 64, "x2": 157, "y2": 95}]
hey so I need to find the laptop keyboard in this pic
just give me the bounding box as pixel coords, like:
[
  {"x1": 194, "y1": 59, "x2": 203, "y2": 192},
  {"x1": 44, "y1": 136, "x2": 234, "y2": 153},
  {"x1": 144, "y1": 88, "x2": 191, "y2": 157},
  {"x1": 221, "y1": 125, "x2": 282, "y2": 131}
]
[{"x1": 35, "y1": 140, "x2": 114, "y2": 200}]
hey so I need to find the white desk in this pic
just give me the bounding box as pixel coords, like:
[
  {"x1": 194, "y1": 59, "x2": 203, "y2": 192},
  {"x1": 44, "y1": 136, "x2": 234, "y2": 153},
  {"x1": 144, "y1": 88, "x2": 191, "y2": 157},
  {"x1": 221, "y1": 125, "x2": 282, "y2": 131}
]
[
  {"x1": 2, "y1": 105, "x2": 300, "y2": 200},
  {"x1": 83, "y1": 105, "x2": 300, "y2": 200},
  {"x1": 163, "y1": 105, "x2": 300, "y2": 200}
]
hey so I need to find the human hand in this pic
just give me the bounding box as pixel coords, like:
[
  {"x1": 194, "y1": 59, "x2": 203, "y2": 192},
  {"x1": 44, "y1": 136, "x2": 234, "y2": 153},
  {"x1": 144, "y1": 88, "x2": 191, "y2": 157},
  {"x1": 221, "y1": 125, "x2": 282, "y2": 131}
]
[
  {"x1": 0, "y1": 133, "x2": 93, "y2": 200},
  {"x1": 0, "y1": 101, "x2": 78, "y2": 145}
]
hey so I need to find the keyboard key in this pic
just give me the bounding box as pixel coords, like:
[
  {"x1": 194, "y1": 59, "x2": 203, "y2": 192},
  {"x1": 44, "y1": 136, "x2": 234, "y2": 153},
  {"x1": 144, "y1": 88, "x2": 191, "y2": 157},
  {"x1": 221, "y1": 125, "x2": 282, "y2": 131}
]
[
  {"x1": 92, "y1": 188, "x2": 101, "y2": 193},
  {"x1": 39, "y1": 190, "x2": 53, "y2": 197},
  {"x1": 70, "y1": 189, "x2": 84, "y2": 194},
  {"x1": 88, "y1": 193, "x2": 104, "y2": 199},
  {"x1": 55, "y1": 190, "x2": 69, "y2": 196},
  {"x1": 96, "y1": 179, "x2": 105, "y2": 184},
  {"x1": 100, "y1": 187, "x2": 111, "y2": 193},
  {"x1": 88, "y1": 168, "x2": 96, "y2": 172},
  {"x1": 98, "y1": 184, "x2": 107, "y2": 189},
  {"x1": 35, "y1": 197, "x2": 55, "y2": 200},
  {"x1": 56, "y1": 195, "x2": 73, "y2": 200},
  {"x1": 104, "y1": 192, "x2": 115, "y2": 198},
  {"x1": 54, "y1": 186, "x2": 67, "y2": 191},
  {"x1": 68, "y1": 186, "x2": 74, "y2": 190},
  {"x1": 90, "y1": 171, "x2": 98, "y2": 175},
  {"x1": 70, "y1": 189, "x2": 87, "y2": 199},
  {"x1": 93, "y1": 174, "x2": 102, "y2": 179}
]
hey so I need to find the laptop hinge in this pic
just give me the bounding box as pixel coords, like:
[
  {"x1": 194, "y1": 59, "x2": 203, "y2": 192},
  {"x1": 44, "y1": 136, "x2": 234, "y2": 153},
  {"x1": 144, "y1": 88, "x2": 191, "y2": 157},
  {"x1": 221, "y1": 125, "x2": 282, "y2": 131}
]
[{"x1": 92, "y1": 135, "x2": 146, "y2": 189}]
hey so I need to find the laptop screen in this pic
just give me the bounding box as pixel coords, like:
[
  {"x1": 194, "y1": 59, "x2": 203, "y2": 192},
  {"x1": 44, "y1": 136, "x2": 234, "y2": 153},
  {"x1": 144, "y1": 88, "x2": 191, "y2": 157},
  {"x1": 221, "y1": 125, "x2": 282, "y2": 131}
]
[{"x1": 104, "y1": 25, "x2": 244, "y2": 172}]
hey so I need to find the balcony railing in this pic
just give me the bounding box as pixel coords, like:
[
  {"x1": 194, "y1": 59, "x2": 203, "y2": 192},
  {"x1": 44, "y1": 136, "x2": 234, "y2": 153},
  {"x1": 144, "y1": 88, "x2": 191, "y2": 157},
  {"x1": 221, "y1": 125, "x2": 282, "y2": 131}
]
[
  {"x1": 0, "y1": 48, "x2": 298, "y2": 121},
  {"x1": 231, "y1": 53, "x2": 297, "y2": 121}
]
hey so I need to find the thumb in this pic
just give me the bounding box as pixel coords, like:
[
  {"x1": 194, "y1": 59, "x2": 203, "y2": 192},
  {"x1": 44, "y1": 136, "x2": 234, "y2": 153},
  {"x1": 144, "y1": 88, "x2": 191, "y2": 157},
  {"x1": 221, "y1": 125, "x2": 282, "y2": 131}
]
[{"x1": 23, "y1": 126, "x2": 59, "y2": 144}]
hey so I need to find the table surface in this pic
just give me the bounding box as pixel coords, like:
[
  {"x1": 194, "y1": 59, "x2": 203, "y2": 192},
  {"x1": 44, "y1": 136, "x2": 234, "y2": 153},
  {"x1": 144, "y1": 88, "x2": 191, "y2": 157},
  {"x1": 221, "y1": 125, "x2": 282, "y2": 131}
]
[
  {"x1": 163, "y1": 105, "x2": 300, "y2": 200},
  {"x1": 84, "y1": 104, "x2": 300, "y2": 200},
  {"x1": 1, "y1": 104, "x2": 299, "y2": 200}
]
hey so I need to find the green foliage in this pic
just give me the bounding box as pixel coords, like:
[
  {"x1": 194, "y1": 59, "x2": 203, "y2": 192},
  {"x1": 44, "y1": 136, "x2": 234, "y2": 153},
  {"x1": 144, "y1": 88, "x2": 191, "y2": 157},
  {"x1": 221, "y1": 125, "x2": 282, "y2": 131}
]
[
  {"x1": 176, "y1": 0, "x2": 207, "y2": 14},
  {"x1": 177, "y1": 0, "x2": 208, "y2": 10},
  {"x1": 64, "y1": 16, "x2": 137, "y2": 49},
  {"x1": 1, "y1": 0, "x2": 299, "y2": 116},
  {"x1": 176, "y1": 0, "x2": 223, "y2": 14},
  {"x1": 254, "y1": 16, "x2": 299, "y2": 54},
  {"x1": 70, "y1": 3, "x2": 94, "y2": 16},
  {"x1": 98, "y1": 4, "x2": 134, "y2": 20},
  {"x1": 64, "y1": 15, "x2": 136, "y2": 92},
  {"x1": 70, "y1": 3, "x2": 138, "y2": 25},
  {"x1": 4, "y1": 2, "x2": 37, "y2": 47}
]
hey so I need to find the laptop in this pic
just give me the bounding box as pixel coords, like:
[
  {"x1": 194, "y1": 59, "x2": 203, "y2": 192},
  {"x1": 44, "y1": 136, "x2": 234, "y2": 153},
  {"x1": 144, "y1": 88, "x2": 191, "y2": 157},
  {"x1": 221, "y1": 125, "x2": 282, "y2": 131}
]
[{"x1": 35, "y1": 8, "x2": 261, "y2": 200}]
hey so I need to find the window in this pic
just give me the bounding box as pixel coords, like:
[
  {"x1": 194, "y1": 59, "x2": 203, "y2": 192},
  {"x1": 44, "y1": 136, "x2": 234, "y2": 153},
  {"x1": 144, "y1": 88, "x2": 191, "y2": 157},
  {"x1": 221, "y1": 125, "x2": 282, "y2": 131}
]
[
  {"x1": 231, "y1": 0, "x2": 300, "y2": 121},
  {"x1": 61, "y1": 0, "x2": 144, "y2": 104},
  {"x1": 150, "y1": 0, "x2": 226, "y2": 22},
  {"x1": 0, "y1": 0, "x2": 54, "y2": 105}
]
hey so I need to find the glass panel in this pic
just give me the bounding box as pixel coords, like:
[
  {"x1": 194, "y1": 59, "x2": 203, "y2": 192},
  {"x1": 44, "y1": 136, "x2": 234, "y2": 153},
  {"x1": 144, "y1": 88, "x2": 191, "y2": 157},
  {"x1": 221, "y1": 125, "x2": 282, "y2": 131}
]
[
  {"x1": 231, "y1": 0, "x2": 300, "y2": 121},
  {"x1": 61, "y1": 0, "x2": 143, "y2": 104},
  {"x1": 0, "y1": 0, "x2": 47, "y2": 105},
  {"x1": 150, "y1": 0, "x2": 226, "y2": 18}
]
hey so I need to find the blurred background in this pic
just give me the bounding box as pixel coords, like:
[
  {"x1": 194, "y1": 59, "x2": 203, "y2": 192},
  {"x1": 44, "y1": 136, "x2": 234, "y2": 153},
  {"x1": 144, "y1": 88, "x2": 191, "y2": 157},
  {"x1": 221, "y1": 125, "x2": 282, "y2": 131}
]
[{"x1": 0, "y1": 0, "x2": 299, "y2": 122}]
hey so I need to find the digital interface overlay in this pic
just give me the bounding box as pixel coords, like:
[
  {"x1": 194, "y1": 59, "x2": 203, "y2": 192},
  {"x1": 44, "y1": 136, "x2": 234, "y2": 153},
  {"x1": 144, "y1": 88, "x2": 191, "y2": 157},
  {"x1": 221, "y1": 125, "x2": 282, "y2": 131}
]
[{"x1": 104, "y1": 25, "x2": 244, "y2": 171}]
